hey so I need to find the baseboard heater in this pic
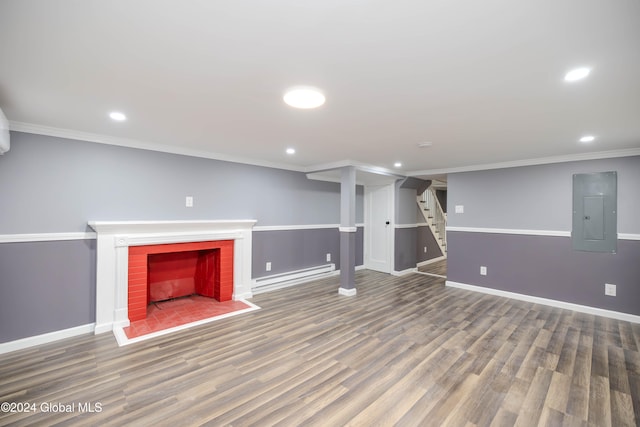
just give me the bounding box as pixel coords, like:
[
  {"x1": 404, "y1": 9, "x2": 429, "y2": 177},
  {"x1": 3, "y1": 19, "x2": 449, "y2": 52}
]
[{"x1": 252, "y1": 263, "x2": 336, "y2": 294}]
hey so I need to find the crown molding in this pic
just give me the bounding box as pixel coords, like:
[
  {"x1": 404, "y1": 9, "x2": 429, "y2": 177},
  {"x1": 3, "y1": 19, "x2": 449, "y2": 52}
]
[
  {"x1": 9, "y1": 121, "x2": 306, "y2": 172},
  {"x1": 408, "y1": 147, "x2": 640, "y2": 177},
  {"x1": 11, "y1": 121, "x2": 639, "y2": 177}
]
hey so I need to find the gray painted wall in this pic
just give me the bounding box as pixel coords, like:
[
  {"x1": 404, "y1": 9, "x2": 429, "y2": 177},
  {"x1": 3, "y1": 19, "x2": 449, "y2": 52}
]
[
  {"x1": 448, "y1": 231, "x2": 640, "y2": 316},
  {"x1": 396, "y1": 226, "x2": 443, "y2": 270},
  {"x1": 447, "y1": 156, "x2": 640, "y2": 233},
  {"x1": 395, "y1": 184, "x2": 418, "y2": 225},
  {"x1": 252, "y1": 227, "x2": 364, "y2": 278},
  {"x1": 394, "y1": 227, "x2": 417, "y2": 272},
  {"x1": 0, "y1": 240, "x2": 96, "y2": 342},
  {"x1": 447, "y1": 156, "x2": 640, "y2": 316},
  {"x1": 417, "y1": 225, "x2": 443, "y2": 263},
  {"x1": 0, "y1": 132, "x2": 364, "y2": 233}
]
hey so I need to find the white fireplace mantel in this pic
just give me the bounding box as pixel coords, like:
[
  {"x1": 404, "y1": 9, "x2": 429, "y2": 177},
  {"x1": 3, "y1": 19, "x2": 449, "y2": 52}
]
[{"x1": 88, "y1": 220, "x2": 257, "y2": 334}]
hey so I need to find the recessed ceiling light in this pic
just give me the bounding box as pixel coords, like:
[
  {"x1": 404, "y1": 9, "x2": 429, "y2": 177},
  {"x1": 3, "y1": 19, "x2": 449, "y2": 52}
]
[
  {"x1": 394, "y1": 162, "x2": 402, "y2": 168},
  {"x1": 286, "y1": 148, "x2": 296, "y2": 155},
  {"x1": 579, "y1": 135, "x2": 595, "y2": 143},
  {"x1": 564, "y1": 67, "x2": 591, "y2": 82},
  {"x1": 109, "y1": 111, "x2": 127, "y2": 121},
  {"x1": 418, "y1": 142, "x2": 433, "y2": 148},
  {"x1": 283, "y1": 87, "x2": 325, "y2": 109}
]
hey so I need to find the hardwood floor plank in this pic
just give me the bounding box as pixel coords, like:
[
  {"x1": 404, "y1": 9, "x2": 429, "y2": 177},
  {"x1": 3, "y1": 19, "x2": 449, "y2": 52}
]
[
  {"x1": 610, "y1": 389, "x2": 636, "y2": 427},
  {"x1": 588, "y1": 375, "x2": 612, "y2": 427},
  {"x1": 0, "y1": 270, "x2": 638, "y2": 426},
  {"x1": 544, "y1": 371, "x2": 572, "y2": 413},
  {"x1": 513, "y1": 367, "x2": 554, "y2": 426},
  {"x1": 627, "y1": 371, "x2": 640, "y2": 426}
]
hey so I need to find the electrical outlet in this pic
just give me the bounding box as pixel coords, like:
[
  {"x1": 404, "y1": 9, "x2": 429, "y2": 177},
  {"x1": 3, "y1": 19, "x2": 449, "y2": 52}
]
[
  {"x1": 480, "y1": 266, "x2": 487, "y2": 276},
  {"x1": 266, "y1": 262, "x2": 271, "y2": 272},
  {"x1": 424, "y1": 246, "x2": 427, "y2": 253},
  {"x1": 455, "y1": 205, "x2": 464, "y2": 214},
  {"x1": 185, "y1": 196, "x2": 193, "y2": 207},
  {"x1": 605, "y1": 283, "x2": 616, "y2": 296},
  {"x1": 326, "y1": 253, "x2": 331, "y2": 262}
]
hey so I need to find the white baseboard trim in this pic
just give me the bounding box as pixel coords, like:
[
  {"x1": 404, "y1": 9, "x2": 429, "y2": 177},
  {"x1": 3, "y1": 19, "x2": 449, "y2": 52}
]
[
  {"x1": 446, "y1": 280, "x2": 640, "y2": 324},
  {"x1": 234, "y1": 291, "x2": 254, "y2": 300},
  {"x1": 0, "y1": 323, "x2": 95, "y2": 355},
  {"x1": 417, "y1": 255, "x2": 446, "y2": 267},
  {"x1": 338, "y1": 287, "x2": 357, "y2": 296},
  {"x1": 94, "y1": 322, "x2": 114, "y2": 335},
  {"x1": 392, "y1": 267, "x2": 418, "y2": 276},
  {"x1": 94, "y1": 318, "x2": 129, "y2": 335},
  {"x1": 619, "y1": 233, "x2": 640, "y2": 241},
  {"x1": 417, "y1": 271, "x2": 447, "y2": 279}
]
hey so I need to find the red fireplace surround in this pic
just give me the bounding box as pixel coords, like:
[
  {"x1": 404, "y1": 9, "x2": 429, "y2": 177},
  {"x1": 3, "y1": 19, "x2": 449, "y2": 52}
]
[{"x1": 127, "y1": 240, "x2": 234, "y2": 322}]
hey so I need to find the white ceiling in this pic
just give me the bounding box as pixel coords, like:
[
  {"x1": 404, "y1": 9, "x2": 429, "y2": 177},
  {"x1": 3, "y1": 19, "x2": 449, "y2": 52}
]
[{"x1": 1, "y1": 0, "x2": 639, "y2": 178}]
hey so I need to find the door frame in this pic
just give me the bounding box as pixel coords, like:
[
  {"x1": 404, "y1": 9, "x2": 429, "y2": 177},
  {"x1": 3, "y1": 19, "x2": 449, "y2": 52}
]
[{"x1": 364, "y1": 183, "x2": 395, "y2": 273}]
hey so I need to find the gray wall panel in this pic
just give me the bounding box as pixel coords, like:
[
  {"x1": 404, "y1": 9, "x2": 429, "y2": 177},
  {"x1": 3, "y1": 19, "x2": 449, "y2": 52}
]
[
  {"x1": 447, "y1": 231, "x2": 640, "y2": 316},
  {"x1": 417, "y1": 225, "x2": 443, "y2": 263},
  {"x1": 394, "y1": 227, "x2": 417, "y2": 271},
  {"x1": 252, "y1": 228, "x2": 364, "y2": 278},
  {"x1": 0, "y1": 132, "x2": 362, "y2": 233},
  {"x1": 447, "y1": 156, "x2": 640, "y2": 233},
  {"x1": 395, "y1": 185, "x2": 418, "y2": 225},
  {"x1": 0, "y1": 240, "x2": 96, "y2": 343}
]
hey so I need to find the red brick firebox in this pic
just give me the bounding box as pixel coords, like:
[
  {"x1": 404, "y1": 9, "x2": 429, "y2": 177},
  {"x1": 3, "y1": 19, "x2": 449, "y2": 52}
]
[{"x1": 127, "y1": 240, "x2": 234, "y2": 322}]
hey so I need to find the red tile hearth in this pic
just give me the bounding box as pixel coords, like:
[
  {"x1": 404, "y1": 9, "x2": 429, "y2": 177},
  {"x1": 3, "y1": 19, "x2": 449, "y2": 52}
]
[{"x1": 123, "y1": 295, "x2": 251, "y2": 339}]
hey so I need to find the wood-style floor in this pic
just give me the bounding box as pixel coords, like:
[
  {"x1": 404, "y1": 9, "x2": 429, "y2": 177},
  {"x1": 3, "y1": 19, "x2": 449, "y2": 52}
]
[
  {"x1": 1, "y1": 271, "x2": 639, "y2": 426},
  {"x1": 418, "y1": 258, "x2": 447, "y2": 277}
]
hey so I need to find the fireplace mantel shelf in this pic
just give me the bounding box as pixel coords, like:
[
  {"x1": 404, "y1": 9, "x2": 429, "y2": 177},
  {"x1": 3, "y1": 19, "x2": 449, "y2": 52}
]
[{"x1": 88, "y1": 219, "x2": 257, "y2": 234}]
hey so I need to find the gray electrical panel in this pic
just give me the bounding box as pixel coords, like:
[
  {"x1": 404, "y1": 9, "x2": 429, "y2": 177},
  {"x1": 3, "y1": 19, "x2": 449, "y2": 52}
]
[{"x1": 572, "y1": 171, "x2": 617, "y2": 253}]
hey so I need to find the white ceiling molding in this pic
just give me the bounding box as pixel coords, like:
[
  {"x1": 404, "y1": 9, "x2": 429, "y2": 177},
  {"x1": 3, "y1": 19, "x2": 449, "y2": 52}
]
[
  {"x1": 409, "y1": 147, "x2": 640, "y2": 178},
  {"x1": 9, "y1": 121, "x2": 306, "y2": 173},
  {"x1": 9, "y1": 121, "x2": 640, "y2": 179}
]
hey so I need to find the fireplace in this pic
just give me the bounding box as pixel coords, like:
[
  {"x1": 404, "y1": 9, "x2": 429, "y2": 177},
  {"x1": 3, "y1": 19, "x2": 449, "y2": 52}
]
[
  {"x1": 88, "y1": 220, "x2": 256, "y2": 335},
  {"x1": 147, "y1": 248, "x2": 220, "y2": 303},
  {"x1": 128, "y1": 240, "x2": 234, "y2": 321}
]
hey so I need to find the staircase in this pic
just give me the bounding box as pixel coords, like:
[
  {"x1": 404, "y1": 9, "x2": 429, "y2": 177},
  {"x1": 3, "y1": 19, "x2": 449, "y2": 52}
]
[{"x1": 418, "y1": 187, "x2": 447, "y2": 256}]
